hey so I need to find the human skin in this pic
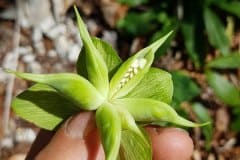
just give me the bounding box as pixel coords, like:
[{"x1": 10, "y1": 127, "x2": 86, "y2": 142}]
[{"x1": 26, "y1": 111, "x2": 194, "y2": 160}]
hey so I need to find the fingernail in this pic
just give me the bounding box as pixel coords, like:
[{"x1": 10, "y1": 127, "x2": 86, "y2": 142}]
[{"x1": 65, "y1": 112, "x2": 95, "y2": 138}]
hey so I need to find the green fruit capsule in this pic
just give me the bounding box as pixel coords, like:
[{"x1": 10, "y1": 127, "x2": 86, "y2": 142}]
[
  {"x1": 114, "y1": 98, "x2": 209, "y2": 127},
  {"x1": 74, "y1": 6, "x2": 109, "y2": 97},
  {"x1": 109, "y1": 32, "x2": 172, "y2": 99},
  {"x1": 5, "y1": 69, "x2": 104, "y2": 110},
  {"x1": 96, "y1": 103, "x2": 121, "y2": 160}
]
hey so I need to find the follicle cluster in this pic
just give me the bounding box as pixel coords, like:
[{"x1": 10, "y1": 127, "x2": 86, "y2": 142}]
[{"x1": 118, "y1": 58, "x2": 147, "y2": 89}]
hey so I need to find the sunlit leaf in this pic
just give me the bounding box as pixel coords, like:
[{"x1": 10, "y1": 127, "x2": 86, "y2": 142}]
[
  {"x1": 206, "y1": 71, "x2": 240, "y2": 107},
  {"x1": 204, "y1": 8, "x2": 230, "y2": 56},
  {"x1": 207, "y1": 53, "x2": 240, "y2": 69}
]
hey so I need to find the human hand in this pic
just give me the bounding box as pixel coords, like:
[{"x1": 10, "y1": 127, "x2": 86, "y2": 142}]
[{"x1": 26, "y1": 111, "x2": 193, "y2": 160}]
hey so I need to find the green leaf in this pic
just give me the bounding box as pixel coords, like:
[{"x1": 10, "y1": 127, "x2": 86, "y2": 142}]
[
  {"x1": 119, "y1": 129, "x2": 151, "y2": 160},
  {"x1": 206, "y1": 71, "x2": 240, "y2": 107},
  {"x1": 12, "y1": 84, "x2": 79, "y2": 130},
  {"x1": 126, "y1": 67, "x2": 173, "y2": 104},
  {"x1": 171, "y1": 71, "x2": 200, "y2": 107},
  {"x1": 216, "y1": 1, "x2": 240, "y2": 18},
  {"x1": 204, "y1": 8, "x2": 230, "y2": 56},
  {"x1": 77, "y1": 37, "x2": 122, "y2": 78},
  {"x1": 117, "y1": 0, "x2": 148, "y2": 7},
  {"x1": 96, "y1": 103, "x2": 121, "y2": 160},
  {"x1": 192, "y1": 103, "x2": 213, "y2": 150},
  {"x1": 117, "y1": 11, "x2": 157, "y2": 36},
  {"x1": 74, "y1": 6, "x2": 109, "y2": 97},
  {"x1": 114, "y1": 98, "x2": 208, "y2": 127},
  {"x1": 6, "y1": 70, "x2": 104, "y2": 110},
  {"x1": 109, "y1": 32, "x2": 172, "y2": 99},
  {"x1": 207, "y1": 53, "x2": 240, "y2": 69},
  {"x1": 231, "y1": 116, "x2": 240, "y2": 132},
  {"x1": 150, "y1": 19, "x2": 178, "y2": 59},
  {"x1": 181, "y1": 20, "x2": 206, "y2": 68}
]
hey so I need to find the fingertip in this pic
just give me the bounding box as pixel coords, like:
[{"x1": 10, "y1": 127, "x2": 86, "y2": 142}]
[
  {"x1": 146, "y1": 127, "x2": 194, "y2": 160},
  {"x1": 34, "y1": 112, "x2": 104, "y2": 160}
]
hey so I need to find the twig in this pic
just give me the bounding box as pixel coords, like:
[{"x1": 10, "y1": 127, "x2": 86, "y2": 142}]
[{"x1": 2, "y1": 1, "x2": 20, "y2": 136}]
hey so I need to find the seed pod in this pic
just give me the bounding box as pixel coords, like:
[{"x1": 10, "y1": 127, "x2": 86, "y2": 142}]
[
  {"x1": 109, "y1": 32, "x2": 172, "y2": 99},
  {"x1": 114, "y1": 98, "x2": 209, "y2": 127},
  {"x1": 5, "y1": 69, "x2": 104, "y2": 110},
  {"x1": 74, "y1": 6, "x2": 109, "y2": 97},
  {"x1": 96, "y1": 103, "x2": 121, "y2": 160}
]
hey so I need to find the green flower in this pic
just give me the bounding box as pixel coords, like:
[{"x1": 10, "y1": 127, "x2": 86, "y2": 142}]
[{"x1": 4, "y1": 6, "x2": 208, "y2": 160}]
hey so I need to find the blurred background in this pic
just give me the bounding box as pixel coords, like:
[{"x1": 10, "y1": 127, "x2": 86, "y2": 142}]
[{"x1": 0, "y1": 0, "x2": 240, "y2": 159}]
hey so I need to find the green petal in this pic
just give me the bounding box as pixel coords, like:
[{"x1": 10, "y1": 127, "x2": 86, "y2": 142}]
[
  {"x1": 96, "y1": 103, "x2": 121, "y2": 160},
  {"x1": 114, "y1": 98, "x2": 209, "y2": 127},
  {"x1": 74, "y1": 6, "x2": 109, "y2": 97},
  {"x1": 6, "y1": 69, "x2": 104, "y2": 110},
  {"x1": 12, "y1": 84, "x2": 79, "y2": 130},
  {"x1": 109, "y1": 32, "x2": 172, "y2": 99},
  {"x1": 125, "y1": 67, "x2": 173, "y2": 104}
]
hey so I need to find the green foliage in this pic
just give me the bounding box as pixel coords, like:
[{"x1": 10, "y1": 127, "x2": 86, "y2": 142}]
[
  {"x1": 117, "y1": 11, "x2": 157, "y2": 36},
  {"x1": 207, "y1": 53, "x2": 240, "y2": 69},
  {"x1": 118, "y1": 0, "x2": 240, "y2": 67},
  {"x1": 171, "y1": 71, "x2": 200, "y2": 107},
  {"x1": 204, "y1": 8, "x2": 230, "y2": 56},
  {"x1": 117, "y1": 0, "x2": 148, "y2": 7},
  {"x1": 192, "y1": 103, "x2": 213, "y2": 150},
  {"x1": 206, "y1": 71, "x2": 240, "y2": 107}
]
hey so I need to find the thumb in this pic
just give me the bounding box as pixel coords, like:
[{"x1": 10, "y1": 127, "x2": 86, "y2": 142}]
[{"x1": 34, "y1": 112, "x2": 105, "y2": 160}]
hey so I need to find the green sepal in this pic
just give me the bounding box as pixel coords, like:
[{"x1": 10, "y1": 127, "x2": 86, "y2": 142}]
[
  {"x1": 125, "y1": 67, "x2": 173, "y2": 104},
  {"x1": 119, "y1": 128, "x2": 152, "y2": 160},
  {"x1": 77, "y1": 37, "x2": 122, "y2": 78},
  {"x1": 12, "y1": 84, "x2": 79, "y2": 130},
  {"x1": 96, "y1": 103, "x2": 121, "y2": 160},
  {"x1": 116, "y1": 107, "x2": 152, "y2": 160},
  {"x1": 109, "y1": 32, "x2": 172, "y2": 99},
  {"x1": 114, "y1": 98, "x2": 209, "y2": 127},
  {"x1": 74, "y1": 6, "x2": 109, "y2": 97},
  {"x1": 5, "y1": 69, "x2": 104, "y2": 110}
]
